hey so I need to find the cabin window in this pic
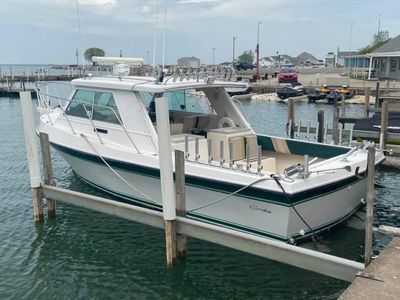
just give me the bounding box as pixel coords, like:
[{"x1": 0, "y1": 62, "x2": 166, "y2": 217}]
[
  {"x1": 137, "y1": 90, "x2": 214, "y2": 115},
  {"x1": 93, "y1": 92, "x2": 121, "y2": 124},
  {"x1": 66, "y1": 89, "x2": 121, "y2": 124}
]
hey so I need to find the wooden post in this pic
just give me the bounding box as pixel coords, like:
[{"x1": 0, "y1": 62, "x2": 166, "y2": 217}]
[
  {"x1": 332, "y1": 95, "x2": 339, "y2": 145},
  {"x1": 375, "y1": 81, "x2": 380, "y2": 108},
  {"x1": 317, "y1": 110, "x2": 324, "y2": 143},
  {"x1": 379, "y1": 101, "x2": 389, "y2": 150},
  {"x1": 155, "y1": 96, "x2": 177, "y2": 268},
  {"x1": 39, "y1": 132, "x2": 56, "y2": 217},
  {"x1": 341, "y1": 93, "x2": 346, "y2": 117},
  {"x1": 364, "y1": 145, "x2": 375, "y2": 266},
  {"x1": 364, "y1": 87, "x2": 370, "y2": 117},
  {"x1": 20, "y1": 92, "x2": 43, "y2": 222},
  {"x1": 175, "y1": 150, "x2": 187, "y2": 258},
  {"x1": 287, "y1": 98, "x2": 294, "y2": 139}
]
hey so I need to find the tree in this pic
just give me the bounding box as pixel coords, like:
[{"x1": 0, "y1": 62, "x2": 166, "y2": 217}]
[
  {"x1": 84, "y1": 47, "x2": 105, "y2": 64},
  {"x1": 359, "y1": 31, "x2": 390, "y2": 54},
  {"x1": 237, "y1": 50, "x2": 255, "y2": 64}
]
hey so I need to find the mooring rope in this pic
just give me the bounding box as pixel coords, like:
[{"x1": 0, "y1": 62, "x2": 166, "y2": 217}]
[
  {"x1": 187, "y1": 176, "x2": 274, "y2": 213},
  {"x1": 80, "y1": 134, "x2": 160, "y2": 205}
]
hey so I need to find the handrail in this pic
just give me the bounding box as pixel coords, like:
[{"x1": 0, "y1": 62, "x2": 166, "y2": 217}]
[
  {"x1": 36, "y1": 90, "x2": 142, "y2": 154},
  {"x1": 233, "y1": 99, "x2": 249, "y2": 122},
  {"x1": 82, "y1": 104, "x2": 104, "y2": 145}
]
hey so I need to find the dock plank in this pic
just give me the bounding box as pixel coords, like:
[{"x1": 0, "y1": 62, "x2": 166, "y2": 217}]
[{"x1": 339, "y1": 237, "x2": 400, "y2": 300}]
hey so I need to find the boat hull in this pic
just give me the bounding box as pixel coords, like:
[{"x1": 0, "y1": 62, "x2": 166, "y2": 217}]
[{"x1": 55, "y1": 144, "x2": 366, "y2": 242}]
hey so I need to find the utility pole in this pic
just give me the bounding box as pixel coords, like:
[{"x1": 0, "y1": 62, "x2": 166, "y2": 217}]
[
  {"x1": 212, "y1": 47, "x2": 215, "y2": 68},
  {"x1": 75, "y1": 48, "x2": 79, "y2": 66},
  {"x1": 120, "y1": 50, "x2": 123, "y2": 57},
  {"x1": 377, "y1": 14, "x2": 381, "y2": 35},
  {"x1": 256, "y1": 21, "x2": 261, "y2": 81}
]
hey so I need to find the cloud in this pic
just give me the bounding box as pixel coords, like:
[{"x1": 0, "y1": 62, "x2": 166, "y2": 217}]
[
  {"x1": 178, "y1": 0, "x2": 219, "y2": 4},
  {"x1": 34, "y1": 0, "x2": 118, "y2": 11}
]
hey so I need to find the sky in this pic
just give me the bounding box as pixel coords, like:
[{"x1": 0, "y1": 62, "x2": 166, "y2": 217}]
[{"x1": 0, "y1": 0, "x2": 399, "y2": 65}]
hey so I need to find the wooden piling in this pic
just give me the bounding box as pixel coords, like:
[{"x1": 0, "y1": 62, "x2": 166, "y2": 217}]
[
  {"x1": 375, "y1": 81, "x2": 380, "y2": 108},
  {"x1": 164, "y1": 220, "x2": 176, "y2": 268},
  {"x1": 175, "y1": 150, "x2": 187, "y2": 258},
  {"x1": 20, "y1": 92, "x2": 43, "y2": 222},
  {"x1": 341, "y1": 94, "x2": 346, "y2": 117},
  {"x1": 317, "y1": 110, "x2": 324, "y2": 143},
  {"x1": 364, "y1": 145, "x2": 375, "y2": 266},
  {"x1": 379, "y1": 101, "x2": 388, "y2": 150},
  {"x1": 287, "y1": 98, "x2": 294, "y2": 139},
  {"x1": 332, "y1": 95, "x2": 340, "y2": 145},
  {"x1": 39, "y1": 132, "x2": 56, "y2": 217},
  {"x1": 364, "y1": 87, "x2": 370, "y2": 117}
]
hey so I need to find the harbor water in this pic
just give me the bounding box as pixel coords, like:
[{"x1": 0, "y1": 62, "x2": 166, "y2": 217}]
[{"x1": 1, "y1": 96, "x2": 400, "y2": 299}]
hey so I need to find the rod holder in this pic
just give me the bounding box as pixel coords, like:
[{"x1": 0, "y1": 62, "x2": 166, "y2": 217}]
[
  {"x1": 297, "y1": 121, "x2": 301, "y2": 139},
  {"x1": 229, "y1": 142, "x2": 234, "y2": 169},
  {"x1": 349, "y1": 126, "x2": 354, "y2": 144},
  {"x1": 246, "y1": 144, "x2": 251, "y2": 172},
  {"x1": 301, "y1": 154, "x2": 310, "y2": 179},
  {"x1": 195, "y1": 137, "x2": 200, "y2": 162},
  {"x1": 323, "y1": 122, "x2": 328, "y2": 144},
  {"x1": 207, "y1": 139, "x2": 213, "y2": 165},
  {"x1": 315, "y1": 122, "x2": 319, "y2": 141},
  {"x1": 306, "y1": 121, "x2": 311, "y2": 140},
  {"x1": 219, "y1": 140, "x2": 225, "y2": 167},
  {"x1": 257, "y1": 146, "x2": 263, "y2": 174},
  {"x1": 184, "y1": 135, "x2": 189, "y2": 160}
]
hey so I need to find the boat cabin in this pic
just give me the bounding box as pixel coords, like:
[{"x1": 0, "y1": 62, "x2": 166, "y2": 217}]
[{"x1": 61, "y1": 76, "x2": 281, "y2": 171}]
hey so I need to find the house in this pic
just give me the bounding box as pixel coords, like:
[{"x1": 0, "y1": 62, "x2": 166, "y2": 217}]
[
  {"x1": 337, "y1": 51, "x2": 359, "y2": 67},
  {"x1": 325, "y1": 52, "x2": 336, "y2": 67},
  {"x1": 343, "y1": 34, "x2": 400, "y2": 79},
  {"x1": 368, "y1": 34, "x2": 400, "y2": 80},
  {"x1": 177, "y1": 56, "x2": 200, "y2": 69},
  {"x1": 270, "y1": 54, "x2": 294, "y2": 67},
  {"x1": 259, "y1": 56, "x2": 275, "y2": 68}
]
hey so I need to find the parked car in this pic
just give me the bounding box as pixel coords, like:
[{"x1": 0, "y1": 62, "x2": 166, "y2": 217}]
[
  {"x1": 278, "y1": 68, "x2": 298, "y2": 83},
  {"x1": 234, "y1": 62, "x2": 254, "y2": 71}
]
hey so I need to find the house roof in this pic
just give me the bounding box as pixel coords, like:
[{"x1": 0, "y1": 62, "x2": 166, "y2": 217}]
[
  {"x1": 260, "y1": 57, "x2": 274, "y2": 62},
  {"x1": 270, "y1": 54, "x2": 293, "y2": 61},
  {"x1": 373, "y1": 35, "x2": 400, "y2": 53},
  {"x1": 338, "y1": 51, "x2": 359, "y2": 57}
]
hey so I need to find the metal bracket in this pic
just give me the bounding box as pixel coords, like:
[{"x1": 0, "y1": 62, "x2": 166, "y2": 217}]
[{"x1": 355, "y1": 271, "x2": 385, "y2": 282}]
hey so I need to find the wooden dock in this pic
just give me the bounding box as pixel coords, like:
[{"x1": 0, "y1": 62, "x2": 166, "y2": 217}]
[
  {"x1": 339, "y1": 237, "x2": 400, "y2": 300},
  {"x1": 0, "y1": 87, "x2": 37, "y2": 98}
]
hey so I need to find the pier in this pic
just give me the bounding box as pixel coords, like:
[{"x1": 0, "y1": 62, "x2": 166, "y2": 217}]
[{"x1": 339, "y1": 237, "x2": 400, "y2": 299}]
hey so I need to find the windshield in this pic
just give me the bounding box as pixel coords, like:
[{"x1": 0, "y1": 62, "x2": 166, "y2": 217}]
[
  {"x1": 138, "y1": 90, "x2": 215, "y2": 114},
  {"x1": 281, "y1": 68, "x2": 294, "y2": 73}
]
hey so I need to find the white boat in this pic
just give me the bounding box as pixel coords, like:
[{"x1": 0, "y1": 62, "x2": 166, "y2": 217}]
[{"x1": 37, "y1": 68, "x2": 385, "y2": 243}]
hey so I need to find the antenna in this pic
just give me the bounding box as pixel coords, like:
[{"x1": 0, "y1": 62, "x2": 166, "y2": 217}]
[
  {"x1": 162, "y1": 0, "x2": 167, "y2": 71},
  {"x1": 75, "y1": 0, "x2": 85, "y2": 71},
  {"x1": 377, "y1": 14, "x2": 381, "y2": 35},
  {"x1": 152, "y1": 0, "x2": 159, "y2": 67}
]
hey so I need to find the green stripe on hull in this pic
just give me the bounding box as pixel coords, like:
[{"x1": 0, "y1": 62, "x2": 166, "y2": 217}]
[{"x1": 53, "y1": 143, "x2": 363, "y2": 206}]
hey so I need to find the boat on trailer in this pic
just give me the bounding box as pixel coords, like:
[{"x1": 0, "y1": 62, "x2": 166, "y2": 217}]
[{"x1": 36, "y1": 65, "x2": 385, "y2": 244}]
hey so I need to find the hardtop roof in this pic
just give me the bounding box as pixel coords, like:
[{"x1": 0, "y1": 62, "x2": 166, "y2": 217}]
[{"x1": 71, "y1": 76, "x2": 247, "y2": 93}]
